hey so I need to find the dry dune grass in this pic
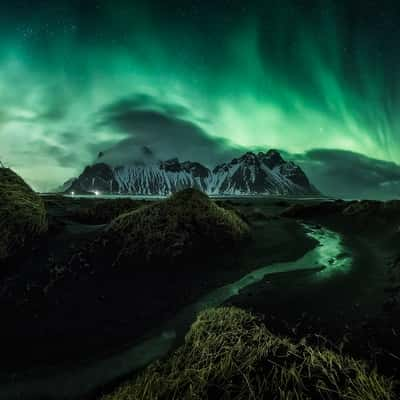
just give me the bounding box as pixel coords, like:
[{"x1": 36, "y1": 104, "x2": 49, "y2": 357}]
[
  {"x1": 102, "y1": 307, "x2": 396, "y2": 400},
  {"x1": 0, "y1": 168, "x2": 47, "y2": 260}
]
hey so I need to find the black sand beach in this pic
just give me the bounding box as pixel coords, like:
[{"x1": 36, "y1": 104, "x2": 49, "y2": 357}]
[{"x1": 1, "y1": 195, "x2": 400, "y2": 399}]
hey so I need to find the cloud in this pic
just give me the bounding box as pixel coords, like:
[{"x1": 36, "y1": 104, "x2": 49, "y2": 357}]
[
  {"x1": 91, "y1": 96, "x2": 400, "y2": 200},
  {"x1": 284, "y1": 149, "x2": 400, "y2": 200},
  {"x1": 95, "y1": 94, "x2": 244, "y2": 166},
  {"x1": 13, "y1": 137, "x2": 81, "y2": 169},
  {"x1": 99, "y1": 94, "x2": 195, "y2": 120}
]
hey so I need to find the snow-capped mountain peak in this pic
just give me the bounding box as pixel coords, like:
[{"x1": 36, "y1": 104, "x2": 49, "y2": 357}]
[{"x1": 64, "y1": 150, "x2": 319, "y2": 196}]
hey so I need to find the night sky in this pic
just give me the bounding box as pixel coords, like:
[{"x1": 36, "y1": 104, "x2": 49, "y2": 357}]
[{"x1": 2, "y1": 0, "x2": 400, "y2": 197}]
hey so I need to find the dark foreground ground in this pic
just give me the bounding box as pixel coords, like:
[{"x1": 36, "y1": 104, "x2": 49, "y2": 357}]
[
  {"x1": 227, "y1": 200, "x2": 400, "y2": 380},
  {"x1": 1, "y1": 195, "x2": 400, "y2": 398},
  {"x1": 0, "y1": 196, "x2": 314, "y2": 372}
]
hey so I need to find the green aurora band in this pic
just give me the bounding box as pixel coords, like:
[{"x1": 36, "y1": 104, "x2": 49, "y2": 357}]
[{"x1": 1, "y1": 0, "x2": 400, "y2": 190}]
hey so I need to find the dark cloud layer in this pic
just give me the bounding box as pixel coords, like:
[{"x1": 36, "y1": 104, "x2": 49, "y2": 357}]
[
  {"x1": 288, "y1": 149, "x2": 400, "y2": 200},
  {"x1": 96, "y1": 95, "x2": 244, "y2": 166}
]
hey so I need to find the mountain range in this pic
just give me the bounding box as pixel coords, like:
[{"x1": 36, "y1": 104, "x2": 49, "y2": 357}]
[{"x1": 61, "y1": 149, "x2": 319, "y2": 196}]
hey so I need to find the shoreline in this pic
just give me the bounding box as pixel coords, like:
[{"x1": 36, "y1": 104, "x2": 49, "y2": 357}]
[{"x1": 228, "y1": 211, "x2": 400, "y2": 379}]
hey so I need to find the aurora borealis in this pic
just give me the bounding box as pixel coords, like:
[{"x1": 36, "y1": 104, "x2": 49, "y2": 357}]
[{"x1": 2, "y1": 0, "x2": 400, "y2": 196}]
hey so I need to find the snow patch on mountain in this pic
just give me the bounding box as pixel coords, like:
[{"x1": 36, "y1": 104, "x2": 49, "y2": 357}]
[{"x1": 65, "y1": 150, "x2": 319, "y2": 196}]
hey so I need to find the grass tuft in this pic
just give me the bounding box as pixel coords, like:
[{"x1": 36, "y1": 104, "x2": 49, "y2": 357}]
[
  {"x1": 0, "y1": 168, "x2": 47, "y2": 260},
  {"x1": 102, "y1": 307, "x2": 397, "y2": 400}
]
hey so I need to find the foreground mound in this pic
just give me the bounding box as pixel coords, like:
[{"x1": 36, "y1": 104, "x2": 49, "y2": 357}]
[
  {"x1": 103, "y1": 307, "x2": 396, "y2": 400},
  {"x1": 106, "y1": 189, "x2": 250, "y2": 266},
  {"x1": 0, "y1": 168, "x2": 47, "y2": 261}
]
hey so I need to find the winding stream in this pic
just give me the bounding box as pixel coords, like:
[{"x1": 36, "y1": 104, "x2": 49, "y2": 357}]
[{"x1": 0, "y1": 224, "x2": 352, "y2": 400}]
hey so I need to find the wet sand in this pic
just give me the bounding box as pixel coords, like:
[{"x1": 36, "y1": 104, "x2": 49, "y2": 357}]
[
  {"x1": 228, "y1": 209, "x2": 400, "y2": 379},
  {"x1": 0, "y1": 197, "x2": 315, "y2": 384},
  {"x1": 0, "y1": 225, "x2": 341, "y2": 400}
]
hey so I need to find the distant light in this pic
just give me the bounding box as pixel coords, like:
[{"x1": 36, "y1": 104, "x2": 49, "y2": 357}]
[
  {"x1": 71, "y1": 191, "x2": 75, "y2": 196},
  {"x1": 94, "y1": 190, "x2": 100, "y2": 196}
]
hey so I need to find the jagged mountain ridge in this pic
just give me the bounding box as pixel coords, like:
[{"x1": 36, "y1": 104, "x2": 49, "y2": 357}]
[{"x1": 64, "y1": 150, "x2": 319, "y2": 195}]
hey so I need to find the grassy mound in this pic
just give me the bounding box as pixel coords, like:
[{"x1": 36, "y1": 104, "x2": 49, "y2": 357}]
[
  {"x1": 102, "y1": 307, "x2": 396, "y2": 400},
  {"x1": 106, "y1": 189, "x2": 250, "y2": 266},
  {"x1": 70, "y1": 198, "x2": 147, "y2": 225},
  {"x1": 0, "y1": 168, "x2": 47, "y2": 260}
]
